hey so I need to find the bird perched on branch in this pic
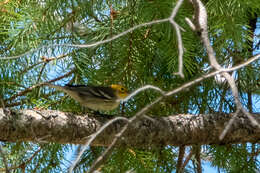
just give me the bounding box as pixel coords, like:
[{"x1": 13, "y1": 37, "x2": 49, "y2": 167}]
[{"x1": 46, "y1": 83, "x2": 128, "y2": 111}]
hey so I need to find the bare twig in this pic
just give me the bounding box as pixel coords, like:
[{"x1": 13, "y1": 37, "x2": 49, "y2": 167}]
[
  {"x1": 171, "y1": 21, "x2": 185, "y2": 78},
  {"x1": 36, "y1": 63, "x2": 47, "y2": 83},
  {"x1": 21, "y1": 53, "x2": 70, "y2": 74},
  {"x1": 87, "y1": 116, "x2": 135, "y2": 173},
  {"x1": 68, "y1": 117, "x2": 129, "y2": 173},
  {"x1": 181, "y1": 150, "x2": 193, "y2": 171},
  {"x1": 122, "y1": 85, "x2": 165, "y2": 102},
  {"x1": 169, "y1": 0, "x2": 185, "y2": 77},
  {"x1": 176, "y1": 146, "x2": 186, "y2": 173},
  {"x1": 190, "y1": 0, "x2": 260, "y2": 141},
  {"x1": 219, "y1": 109, "x2": 240, "y2": 140},
  {"x1": 5, "y1": 69, "x2": 75, "y2": 102},
  {"x1": 193, "y1": 145, "x2": 202, "y2": 173},
  {"x1": 169, "y1": 0, "x2": 185, "y2": 20},
  {"x1": 185, "y1": 17, "x2": 196, "y2": 31}
]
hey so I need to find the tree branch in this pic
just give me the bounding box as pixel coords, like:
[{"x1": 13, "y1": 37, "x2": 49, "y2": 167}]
[
  {"x1": 181, "y1": 150, "x2": 193, "y2": 171},
  {"x1": 176, "y1": 146, "x2": 185, "y2": 173},
  {"x1": 193, "y1": 145, "x2": 202, "y2": 173},
  {"x1": 5, "y1": 69, "x2": 75, "y2": 102},
  {"x1": 0, "y1": 109, "x2": 259, "y2": 146}
]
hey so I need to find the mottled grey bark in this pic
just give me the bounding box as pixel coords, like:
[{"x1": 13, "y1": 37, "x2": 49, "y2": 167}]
[{"x1": 0, "y1": 109, "x2": 259, "y2": 147}]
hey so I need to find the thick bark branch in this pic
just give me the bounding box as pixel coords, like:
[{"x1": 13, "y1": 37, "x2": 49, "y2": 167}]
[{"x1": 0, "y1": 109, "x2": 259, "y2": 147}]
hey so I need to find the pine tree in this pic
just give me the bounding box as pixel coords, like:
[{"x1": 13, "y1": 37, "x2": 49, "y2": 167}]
[{"x1": 0, "y1": 0, "x2": 259, "y2": 172}]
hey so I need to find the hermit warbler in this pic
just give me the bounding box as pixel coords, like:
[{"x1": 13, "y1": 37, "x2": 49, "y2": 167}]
[{"x1": 46, "y1": 83, "x2": 128, "y2": 111}]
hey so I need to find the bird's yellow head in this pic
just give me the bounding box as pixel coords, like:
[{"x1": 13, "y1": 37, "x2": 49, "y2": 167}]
[{"x1": 110, "y1": 84, "x2": 129, "y2": 99}]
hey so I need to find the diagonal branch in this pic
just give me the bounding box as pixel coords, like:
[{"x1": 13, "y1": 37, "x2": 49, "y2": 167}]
[
  {"x1": 68, "y1": 117, "x2": 129, "y2": 173},
  {"x1": 5, "y1": 69, "x2": 75, "y2": 103},
  {"x1": 21, "y1": 53, "x2": 70, "y2": 75},
  {"x1": 176, "y1": 146, "x2": 186, "y2": 173},
  {"x1": 193, "y1": 145, "x2": 202, "y2": 173},
  {"x1": 181, "y1": 150, "x2": 193, "y2": 171}
]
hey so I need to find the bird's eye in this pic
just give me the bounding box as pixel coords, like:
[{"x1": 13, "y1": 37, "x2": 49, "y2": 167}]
[{"x1": 121, "y1": 87, "x2": 125, "y2": 91}]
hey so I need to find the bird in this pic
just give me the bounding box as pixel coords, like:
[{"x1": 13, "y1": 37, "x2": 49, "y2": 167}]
[{"x1": 46, "y1": 83, "x2": 128, "y2": 111}]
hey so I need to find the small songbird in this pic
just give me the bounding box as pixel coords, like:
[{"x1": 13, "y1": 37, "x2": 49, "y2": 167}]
[{"x1": 46, "y1": 83, "x2": 129, "y2": 111}]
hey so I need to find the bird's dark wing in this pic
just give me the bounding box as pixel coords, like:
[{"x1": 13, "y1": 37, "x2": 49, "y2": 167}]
[{"x1": 64, "y1": 85, "x2": 116, "y2": 100}]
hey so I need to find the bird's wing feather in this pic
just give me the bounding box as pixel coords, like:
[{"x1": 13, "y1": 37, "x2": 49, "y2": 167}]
[{"x1": 64, "y1": 85, "x2": 116, "y2": 100}]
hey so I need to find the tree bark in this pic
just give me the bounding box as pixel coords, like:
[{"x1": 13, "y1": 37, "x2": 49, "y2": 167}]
[{"x1": 0, "y1": 109, "x2": 259, "y2": 147}]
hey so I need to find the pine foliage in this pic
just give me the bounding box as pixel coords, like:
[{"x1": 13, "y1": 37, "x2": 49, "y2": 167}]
[{"x1": 0, "y1": 0, "x2": 259, "y2": 172}]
